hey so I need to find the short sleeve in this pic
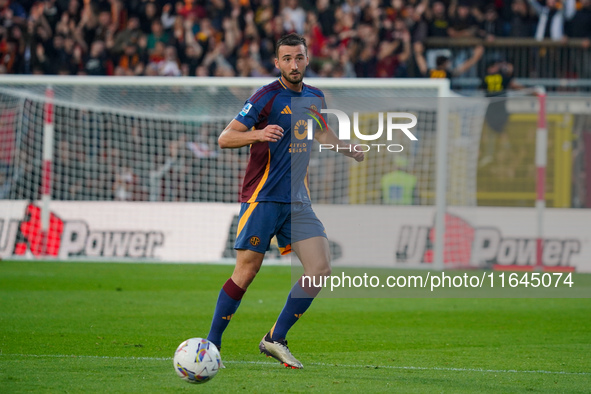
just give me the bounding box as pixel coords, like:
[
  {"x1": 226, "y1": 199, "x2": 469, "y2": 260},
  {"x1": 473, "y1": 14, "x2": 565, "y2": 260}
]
[{"x1": 234, "y1": 100, "x2": 261, "y2": 130}]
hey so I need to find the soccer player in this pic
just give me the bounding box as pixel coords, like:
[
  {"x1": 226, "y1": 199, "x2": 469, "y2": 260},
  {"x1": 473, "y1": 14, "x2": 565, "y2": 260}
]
[{"x1": 206, "y1": 33, "x2": 364, "y2": 369}]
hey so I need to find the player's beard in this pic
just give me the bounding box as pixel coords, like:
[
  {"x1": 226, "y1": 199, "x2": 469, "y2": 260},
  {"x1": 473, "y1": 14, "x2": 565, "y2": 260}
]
[{"x1": 283, "y1": 70, "x2": 304, "y2": 85}]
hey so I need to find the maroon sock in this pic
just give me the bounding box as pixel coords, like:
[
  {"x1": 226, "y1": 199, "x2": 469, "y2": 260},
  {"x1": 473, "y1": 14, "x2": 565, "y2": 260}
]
[{"x1": 223, "y1": 278, "x2": 246, "y2": 301}]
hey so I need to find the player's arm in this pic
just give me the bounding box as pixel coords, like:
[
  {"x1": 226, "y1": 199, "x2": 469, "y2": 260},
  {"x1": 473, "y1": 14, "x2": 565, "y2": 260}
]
[
  {"x1": 218, "y1": 119, "x2": 284, "y2": 149},
  {"x1": 414, "y1": 42, "x2": 428, "y2": 77},
  {"x1": 452, "y1": 44, "x2": 484, "y2": 77},
  {"x1": 503, "y1": 63, "x2": 523, "y2": 90},
  {"x1": 314, "y1": 125, "x2": 364, "y2": 162}
]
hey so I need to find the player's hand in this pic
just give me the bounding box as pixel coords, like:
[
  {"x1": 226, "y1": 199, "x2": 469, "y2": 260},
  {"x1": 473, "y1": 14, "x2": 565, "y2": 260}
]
[
  {"x1": 345, "y1": 144, "x2": 365, "y2": 162},
  {"x1": 258, "y1": 125, "x2": 284, "y2": 142}
]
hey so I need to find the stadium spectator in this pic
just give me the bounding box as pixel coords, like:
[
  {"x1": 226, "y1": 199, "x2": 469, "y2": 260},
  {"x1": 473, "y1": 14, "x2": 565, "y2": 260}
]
[
  {"x1": 375, "y1": 20, "x2": 411, "y2": 78},
  {"x1": 69, "y1": 42, "x2": 85, "y2": 74},
  {"x1": 65, "y1": 0, "x2": 82, "y2": 25},
  {"x1": 84, "y1": 39, "x2": 107, "y2": 75},
  {"x1": 305, "y1": 12, "x2": 327, "y2": 58},
  {"x1": 32, "y1": 43, "x2": 51, "y2": 74},
  {"x1": 53, "y1": 140, "x2": 85, "y2": 200},
  {"x1": 479, "y1": 5, "x2": 505, "y2": 40},
  {"x1": 508, "y1": 0, "x2": 536, "y2": 38},
  {"x1": 567, "y1": 0, "x2": 591, "y2": 78},
  {"x1": 0, "y1": 27, "x2": 19, "y2": 73},
  {"x1": 158, "y1": 45, "x2": 181, "y2": 76},
  {"x1": 568, "y1": 0, "x2": 591, "y2": 39},
  {"x1": 527, "y1": 0, "x2": 576, "y2": 41},
  {"x1": 146, "y1": 19, "x2": 169, "y2": 52},
  {"x1": 160, "y1": 3, "x2": 176, "y2": 31},
  {"x1": 481, "y1": 59, "x2": 522, "y2": 96},
  {"x1": 426, "y1": 1, "x2": 450, "y2": 37},
  {"x1": 381, "y1": 156, "x2": 418, "y2": 205},
  {"x1": 115, "y1": 41, "x2": 145, "y2": 76},
  {"x1": 0, "y1": 0, "x2": 27, "y2": 25},
  {"x1": 481, "y1": 59, "x2": 523, "y2": 134},
  {"x1": 113, "y1": 165, "x2": 138, "y2": 201},
  {"x1": 283, "y1": 0, "x2": 306, "y2": 35},
  {"x1": 112, "y1": 16, "x2": 142, "y2": 55},
  {"x1": 139, "y1": 1, "x2": 159, "y2": 35},
  {"x1": 176, "y1": 0, "x2": 206, "y2": 21},
  {"x1": 354, "y1": 45, "x2": 377, "y2": 78},
  {"x1": 42, "y1": 0, "x2": 60, "y2": 32},
  {"x1": 404, "y1": 1, "x2": 429, "y2": 44},
  {"x1": 316, "y1": 0, "x2": 336, "y2": 37},
  {"x1": 448, "y1": 2, "x2": 480, "y2": 38},
  {"x1": 183, "y1": 39, "x2": 203, "y2": 77}
]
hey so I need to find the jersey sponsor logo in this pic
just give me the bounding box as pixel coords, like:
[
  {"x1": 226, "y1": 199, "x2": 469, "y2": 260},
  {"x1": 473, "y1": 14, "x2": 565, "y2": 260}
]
[
  {"x1": 1, "y1": 203, "x2": 164, "y2": 259},
  {"x1": 239, "y1": 103, "x2": 252, "y2": 117},
  {"x1": 281, "y1": 105, "x2": 292, "y2": 114},
  {"x1": 293, "y1": 119, "x2": 309, "y2": 141},
  {"x1": 396, "y1": 213, "x2": 581, "y2": 268}
]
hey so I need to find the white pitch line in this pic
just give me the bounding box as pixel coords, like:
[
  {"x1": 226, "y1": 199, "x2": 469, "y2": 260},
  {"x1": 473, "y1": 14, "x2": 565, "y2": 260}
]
[
  {"x1": 1, "y1": 354, "x2": 589, "y2": 376},
  {"x1": 1, "y1": 353, "x2": 171, "y2": 362}
]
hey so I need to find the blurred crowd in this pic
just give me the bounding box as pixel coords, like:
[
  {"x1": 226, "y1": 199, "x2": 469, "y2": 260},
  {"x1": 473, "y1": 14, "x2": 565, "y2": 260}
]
[
  {"x1": 3, "y1": 110, "x2": 247, "y2": 202},
  {"x1": 1, "y1": 0, "x2": 590, "y2": 78}
]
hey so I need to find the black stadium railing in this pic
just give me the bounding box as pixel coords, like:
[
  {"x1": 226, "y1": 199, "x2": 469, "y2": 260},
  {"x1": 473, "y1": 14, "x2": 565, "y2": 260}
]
[{"x1": 423, "y1": 37, "x2": 591, "y2": 93}]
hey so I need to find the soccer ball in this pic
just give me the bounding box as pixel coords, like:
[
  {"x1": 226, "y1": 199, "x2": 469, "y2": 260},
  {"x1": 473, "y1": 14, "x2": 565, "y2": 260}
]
[{"x1": 173, "y1": 338, "x2": 221, "y2": 384}]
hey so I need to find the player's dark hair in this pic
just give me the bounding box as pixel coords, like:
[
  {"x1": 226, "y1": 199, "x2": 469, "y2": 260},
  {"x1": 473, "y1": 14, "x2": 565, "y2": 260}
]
[
  {"x1": 275, "y1": 33, "x2": 307, "y2": 58},
  {"x1": 436, "y1": 55, "x2": 449, "y2": 67},
  {"x1": 486, "y1": 59, "x2": 501, "y2": 70}
]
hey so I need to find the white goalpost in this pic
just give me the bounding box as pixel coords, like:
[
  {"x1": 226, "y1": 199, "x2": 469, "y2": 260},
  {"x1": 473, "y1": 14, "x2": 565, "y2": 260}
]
[{"x1": 0, "y1": 76, "x2": 486, "y2": 267}]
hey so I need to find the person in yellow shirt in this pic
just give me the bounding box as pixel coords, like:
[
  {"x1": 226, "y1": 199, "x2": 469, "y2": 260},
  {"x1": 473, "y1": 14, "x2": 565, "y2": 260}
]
[{"x1": 381, "y1": 157, "x2": 418, "y2": 205}]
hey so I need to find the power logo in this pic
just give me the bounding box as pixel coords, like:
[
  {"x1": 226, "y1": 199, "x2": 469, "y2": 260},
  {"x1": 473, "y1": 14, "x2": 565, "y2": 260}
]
[
  {"x1": 423, "y1": 214, "x2": 475, "y2": 265},
  {"x1": 14, "y1": 204, "x2": 64, "y2": 256},
  {"x1": 396, "y1": 213, "x2": 581, "y2": 269},
  {"x1": 396, "y1": 213, "x2": 474, "y2": 267},
  {"x1": 5, "y1": 203, "x2": 165, "y2": 259}
]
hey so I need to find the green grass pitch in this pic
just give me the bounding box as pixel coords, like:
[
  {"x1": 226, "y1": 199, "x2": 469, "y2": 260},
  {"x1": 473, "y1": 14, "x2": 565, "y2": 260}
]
[{"x1": 1, "y1": 261, "x2": 590, "y2": 393}]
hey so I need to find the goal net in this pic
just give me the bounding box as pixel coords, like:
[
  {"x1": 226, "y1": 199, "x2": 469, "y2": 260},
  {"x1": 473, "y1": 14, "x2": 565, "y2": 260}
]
[{"x1": 0, "y1": 76, "x2": 486, "y2": 266}]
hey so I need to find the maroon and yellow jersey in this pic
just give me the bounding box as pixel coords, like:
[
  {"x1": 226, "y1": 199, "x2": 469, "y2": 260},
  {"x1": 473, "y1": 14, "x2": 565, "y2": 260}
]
[{"x1": 234, "y1": 78, "x2": 325, "y2": 203}]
